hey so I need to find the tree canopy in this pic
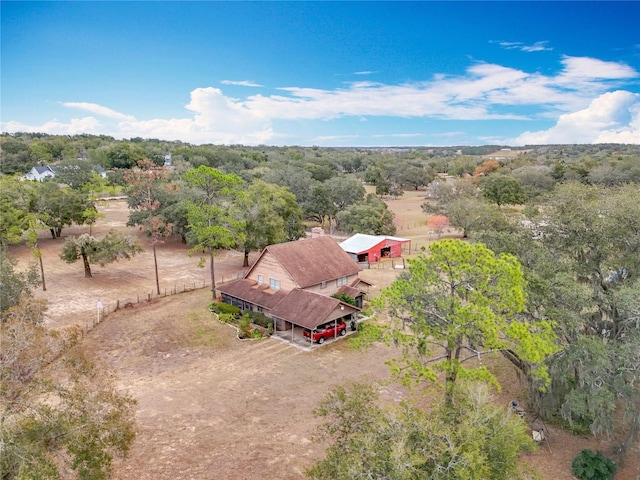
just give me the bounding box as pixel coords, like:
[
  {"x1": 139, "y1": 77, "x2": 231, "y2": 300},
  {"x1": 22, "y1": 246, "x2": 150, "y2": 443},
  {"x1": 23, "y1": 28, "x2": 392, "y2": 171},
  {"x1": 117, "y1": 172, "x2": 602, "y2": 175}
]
[
  {"x1": 182, "y1": 165, "x2": 245, "y2": 298},
  {"x1": 308, "y1": 381, "x2": 535, "y2": 480},
  {"x1": 235, "y1": 179, "x2": 304, "y2": 267},
  {"x1": 373, "y1": 239, "x2": 558, "y2": 405},
  {"x1": 0, "y1": 297, "x2": 136, "y2": 479},
  {"x1": 476, "y1": 182, "x2": 640, "y2": 446},
  {"x1": 60, "y1": 230, "x2": 142, "y2": 278}
]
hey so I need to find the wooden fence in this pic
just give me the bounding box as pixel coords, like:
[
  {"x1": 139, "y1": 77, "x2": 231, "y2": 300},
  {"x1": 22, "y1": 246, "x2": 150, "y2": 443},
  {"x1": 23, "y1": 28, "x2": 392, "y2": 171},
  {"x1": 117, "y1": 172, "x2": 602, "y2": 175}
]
[{"x1": 85, "y1": 272, "x2": 245, "y2": 332}]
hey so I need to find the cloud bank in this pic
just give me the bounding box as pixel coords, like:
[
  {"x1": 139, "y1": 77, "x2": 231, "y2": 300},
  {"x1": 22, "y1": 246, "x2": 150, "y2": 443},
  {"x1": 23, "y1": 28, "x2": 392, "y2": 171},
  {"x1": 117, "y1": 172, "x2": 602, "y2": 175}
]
[
  {"x1": 512, "y1": 90, "x2": 640, "y2": 145},
  {"x1": 3, "y1": 56, "x2": 638, "y2": 145}
]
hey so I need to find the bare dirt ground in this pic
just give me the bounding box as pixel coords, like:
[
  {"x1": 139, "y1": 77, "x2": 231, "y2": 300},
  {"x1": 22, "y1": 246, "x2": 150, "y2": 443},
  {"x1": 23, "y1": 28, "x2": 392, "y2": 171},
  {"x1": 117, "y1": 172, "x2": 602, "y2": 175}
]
[{"x1": 8, "y1": 192, "x2": 639, "y2": 480}]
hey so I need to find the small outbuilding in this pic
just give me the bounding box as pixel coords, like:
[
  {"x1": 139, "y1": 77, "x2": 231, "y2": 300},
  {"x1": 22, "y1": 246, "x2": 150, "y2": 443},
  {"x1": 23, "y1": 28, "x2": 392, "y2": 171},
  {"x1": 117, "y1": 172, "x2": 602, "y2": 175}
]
[{"x1": 339, "y1": 234, "x2": 411, "y2": 264}]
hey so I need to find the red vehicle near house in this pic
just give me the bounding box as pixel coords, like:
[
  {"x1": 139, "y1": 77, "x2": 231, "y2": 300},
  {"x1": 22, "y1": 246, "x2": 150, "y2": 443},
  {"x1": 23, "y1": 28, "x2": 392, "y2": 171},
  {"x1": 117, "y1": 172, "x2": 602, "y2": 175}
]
[{"x1": 303, "y1": 320, "x2": 347, "y2": 344}]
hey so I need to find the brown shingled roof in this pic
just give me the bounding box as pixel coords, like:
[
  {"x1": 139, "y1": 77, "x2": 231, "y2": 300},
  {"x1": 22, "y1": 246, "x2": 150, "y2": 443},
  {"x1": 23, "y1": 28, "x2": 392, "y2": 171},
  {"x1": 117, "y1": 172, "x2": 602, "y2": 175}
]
[
  {"x1": 218, "y1": 279, "x2": 287, "y2": 310},
  {"x1": 269, "y1": 289, "x2": 359, "y2": 330},
  {"x1": 336, "y1": 285, "x2": 362, "y2": 299},
  {"x1": 249, "y1": 236, "x2": 361, "y2": 288}
]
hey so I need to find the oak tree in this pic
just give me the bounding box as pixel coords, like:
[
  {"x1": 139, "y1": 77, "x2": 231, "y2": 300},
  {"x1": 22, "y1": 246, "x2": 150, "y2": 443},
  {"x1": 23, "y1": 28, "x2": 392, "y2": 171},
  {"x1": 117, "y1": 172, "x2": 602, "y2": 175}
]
[
  {"x1": 236, "y1": 179, "x2": 304, "y2": 267},
  {"x1": 60, "y1": 230, "x2": 142, "y2": 278}
]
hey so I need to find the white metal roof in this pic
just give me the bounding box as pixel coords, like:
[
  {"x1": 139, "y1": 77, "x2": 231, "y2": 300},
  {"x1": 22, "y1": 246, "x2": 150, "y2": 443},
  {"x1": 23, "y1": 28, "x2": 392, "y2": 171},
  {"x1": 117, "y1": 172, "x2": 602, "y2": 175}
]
[{"x1": 339, "y1": 233, "x2": 410, "y2": 254}]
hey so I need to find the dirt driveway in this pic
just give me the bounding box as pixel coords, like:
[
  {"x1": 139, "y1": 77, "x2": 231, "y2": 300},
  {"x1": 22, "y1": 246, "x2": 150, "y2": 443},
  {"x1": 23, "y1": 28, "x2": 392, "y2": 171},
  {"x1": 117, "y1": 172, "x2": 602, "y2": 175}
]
[{"x1": 83, "y1": 290, "x2": 399, "y2": 480}]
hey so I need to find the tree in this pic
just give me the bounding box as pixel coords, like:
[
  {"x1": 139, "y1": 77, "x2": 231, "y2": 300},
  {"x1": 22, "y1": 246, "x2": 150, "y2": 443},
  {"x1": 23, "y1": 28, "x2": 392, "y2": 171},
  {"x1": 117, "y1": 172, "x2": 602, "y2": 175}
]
[
  {"x1": 473, "y1": 159, "x2": 501, "y2": 177},
  {"x1": 394, "y1": 163, "x2": 435, "y2": 190},
  {"x1": 373, "y1": 239, "x2": 557, "y2": 406},
  {"x1": 33, "y1": 182, "x2": 94, "y2": 238},
  {"x1": 426, "y1": 214, "x2": 451, "y2": 239},
  {"x1": 522, "y1": 183, "x2": 640, "y2": 444},
  {"x1": 125, "y1": 160, "x2": 174, "y2": 294},
  {"x1": 308, "y1": 381, "x2": 535, "y2": 480},
  {"x1": 0, "y1": 297, "x2": 136, "y2": 479},
  {"x1": 481, "y1": 173, "x2": 527, "y2": 206},
  {"x1": 305, "y1": 176, "x2": 365, "y2": 231},
  {"x1": 261, "y1": 163, "x2": 316, "y2": 206},
  {"x1": 571, "y1": 450, "x2": 617, "y2": 480},
  {"x1": 0, "y1": 175, "x2": 33, "y2": 246},
  {"x1": 511, "y1": 165, "x2": 556, "y2": 199},
  {"x1": 53, "y1": 159, "x2": 100, "y2": 190},
  {"x1": 60, "y1": 230, "x2": 142, "y2": 278},
  {"x1": 0, "y1": 249, "x2": 40, "y2": 315},
  {"x1": 444, "y1": 197, "x2": 512, "y2": 238},
  {"x1": 0, "y1": 134, "x2": 34, "y2": 175},
  {"x1": 183, "y1": 165, "x2": 244, "y2": 299},
  {"x1": 104, "y1": 142, "x2": 145, "y2": 169},
  {"x1": 236, "y1": 180, "x2": 304, "y2": 267},
  {"x1": 335, "y1": 193, "x2": 396, "y2": 235},
  {"x1": 475, "y1": 182, "x2": 640, "y2": 447},
  {"x1": 423, "y1": 177, "x2": 479, "y2": 209}
]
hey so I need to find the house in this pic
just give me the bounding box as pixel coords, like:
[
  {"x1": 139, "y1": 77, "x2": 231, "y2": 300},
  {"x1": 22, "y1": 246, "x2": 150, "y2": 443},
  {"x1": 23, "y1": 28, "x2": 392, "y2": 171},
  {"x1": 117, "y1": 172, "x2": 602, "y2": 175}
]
[
  {"x1": 218, "y1": 236, "x2": 369, "y2": 340},
  {"x1": 24, "y1": 165, "x2": 56, "y2": 182},
  {"x1": 339, "y1": 233, "x2": 411, "y2": 264},
  {"x1": 23, "y1": 164, "x2": 108, "y2": 182}
]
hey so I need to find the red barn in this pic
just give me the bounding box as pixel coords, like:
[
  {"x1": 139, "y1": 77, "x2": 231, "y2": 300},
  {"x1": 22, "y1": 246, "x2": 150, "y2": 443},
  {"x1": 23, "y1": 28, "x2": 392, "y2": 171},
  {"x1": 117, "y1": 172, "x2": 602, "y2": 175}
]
[{"x1": 339, "y1": 234, "x2": 411, "y2": 264}]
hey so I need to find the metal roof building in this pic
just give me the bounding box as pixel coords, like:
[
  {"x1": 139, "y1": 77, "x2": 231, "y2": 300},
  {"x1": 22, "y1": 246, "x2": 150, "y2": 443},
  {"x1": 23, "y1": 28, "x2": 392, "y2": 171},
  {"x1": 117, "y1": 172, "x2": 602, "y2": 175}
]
[{"x1": 339, "y1": 234, "x2": 411, "y2": 264}]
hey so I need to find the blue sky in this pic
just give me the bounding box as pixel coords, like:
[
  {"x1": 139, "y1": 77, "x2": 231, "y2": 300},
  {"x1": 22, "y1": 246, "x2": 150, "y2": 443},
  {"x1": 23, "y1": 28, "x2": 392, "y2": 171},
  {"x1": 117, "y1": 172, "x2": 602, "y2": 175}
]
[{"x1": 2, "y1": 1, "x2": 639, "y2": 147}]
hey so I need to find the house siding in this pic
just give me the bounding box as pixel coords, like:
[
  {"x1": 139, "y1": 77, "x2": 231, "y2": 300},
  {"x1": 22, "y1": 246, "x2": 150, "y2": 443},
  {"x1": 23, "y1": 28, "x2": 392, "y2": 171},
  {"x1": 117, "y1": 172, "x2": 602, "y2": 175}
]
[
  {"x1": 303, "y1": 273, "x2": 360, "y2": 296},
  {"x1": 246, "y1": 251, "x2": 298, "y2": 292}
]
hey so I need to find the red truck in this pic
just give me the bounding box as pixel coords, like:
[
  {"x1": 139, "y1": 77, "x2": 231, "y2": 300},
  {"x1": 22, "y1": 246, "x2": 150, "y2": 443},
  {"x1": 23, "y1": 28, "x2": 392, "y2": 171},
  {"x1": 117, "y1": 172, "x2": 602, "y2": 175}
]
[{"x1": 303, "y1": 320, "x2": 347, "y2": 344}]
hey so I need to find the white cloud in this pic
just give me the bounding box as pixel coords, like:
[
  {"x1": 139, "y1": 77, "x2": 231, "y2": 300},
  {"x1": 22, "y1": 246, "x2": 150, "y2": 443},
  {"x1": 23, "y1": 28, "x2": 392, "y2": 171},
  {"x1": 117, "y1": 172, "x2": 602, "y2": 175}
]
[
  {"x1": 559, "y1": 56, "x2": 638, "y2": 81},
  {"x1": 61, "y1": 102, "x2": 136, "y2": 121},
  {"x1": 2, "y1": 117, "x2": 102, "y2": 135},
  {"x1": 2, "y1": 56, "x2": 639, "y2": 145},
  {"x1": 511, "y1": 91, "x2": 640, "y2": 145},
  {"x1": 119, "y1": 87, "x2": 274, "y2": 144},
  {"x1": 497, "y1": 40, "x2": 552, "y2": 52},
  {"x1": 371, "y1": 133, "x2": 425, "y2": 138},
  {"x1": 220, "y1": 80, "x2": 263, "y2": 87},
  {"x1": 522, "y1": 41, "x2": 552, "y2": 52}
]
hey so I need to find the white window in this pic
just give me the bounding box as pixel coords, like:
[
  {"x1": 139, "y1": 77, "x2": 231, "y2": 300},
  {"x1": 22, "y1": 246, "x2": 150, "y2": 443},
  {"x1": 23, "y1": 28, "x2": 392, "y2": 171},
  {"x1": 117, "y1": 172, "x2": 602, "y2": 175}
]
[
  {"x1": 257, "y1": 275, "x2": 263, "y2": 285},
  {"x1": 269, "y1": 277, "x2": 280, "y2": 290},
  {"x1": 321, "y1": 281, "x2": 327, "y2": 289},
  {"x1": 337, "y1": 276, "x2": 347, "y2": 287}
]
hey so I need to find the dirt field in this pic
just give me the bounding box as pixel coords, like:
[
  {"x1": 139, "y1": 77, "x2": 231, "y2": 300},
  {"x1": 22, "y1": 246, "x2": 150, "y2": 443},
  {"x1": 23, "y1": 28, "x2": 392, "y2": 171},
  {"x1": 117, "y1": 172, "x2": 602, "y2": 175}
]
[{"x1": 8, "y1": 191, "x2": 639, "y2": 480}]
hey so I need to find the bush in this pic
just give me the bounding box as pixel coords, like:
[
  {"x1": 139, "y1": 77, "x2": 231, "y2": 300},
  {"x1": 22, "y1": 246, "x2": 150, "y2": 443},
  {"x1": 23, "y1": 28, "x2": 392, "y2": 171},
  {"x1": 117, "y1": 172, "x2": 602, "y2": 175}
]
[
  {"x1": 238, "y1": 314, "x2": 253, "y2": 339},
  {"x1": 571, "y1": 449, "x2": 616, "y2": 480},
  {"x1": 217, "y1": 313, "x2": 236, "y2": 324},
  {"x1": 247, "y1": 311, "x2": 272, "y2": 329},
  {"x1": 331, "y1": 293, "x2": 355, "y2": 305},
  {"x1": 209, "y1": 302, "x2": 241, "y2": 317}
]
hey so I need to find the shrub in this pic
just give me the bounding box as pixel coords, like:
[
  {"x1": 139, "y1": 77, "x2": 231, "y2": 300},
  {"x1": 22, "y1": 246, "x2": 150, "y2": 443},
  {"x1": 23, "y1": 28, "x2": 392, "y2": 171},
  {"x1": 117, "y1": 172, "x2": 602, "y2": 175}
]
[
  {"x1": 247, "y1": 311, "x2": 272, "y2": 329},
  {"x1": 238, "y1": 314, "x2": 253, "y2": 339},
  {"x1": 332, "y1": 293, "x2": 355, "y2": 305},
  {"x1": 217, "y1": 313, "x2": 236, "y2": 324},
  {"x1": 209, "y1": 302, "x2": 241, "y2": 317},
  {"x1": 571, "y1": 449, "x2": 617, "y2": 480}
]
